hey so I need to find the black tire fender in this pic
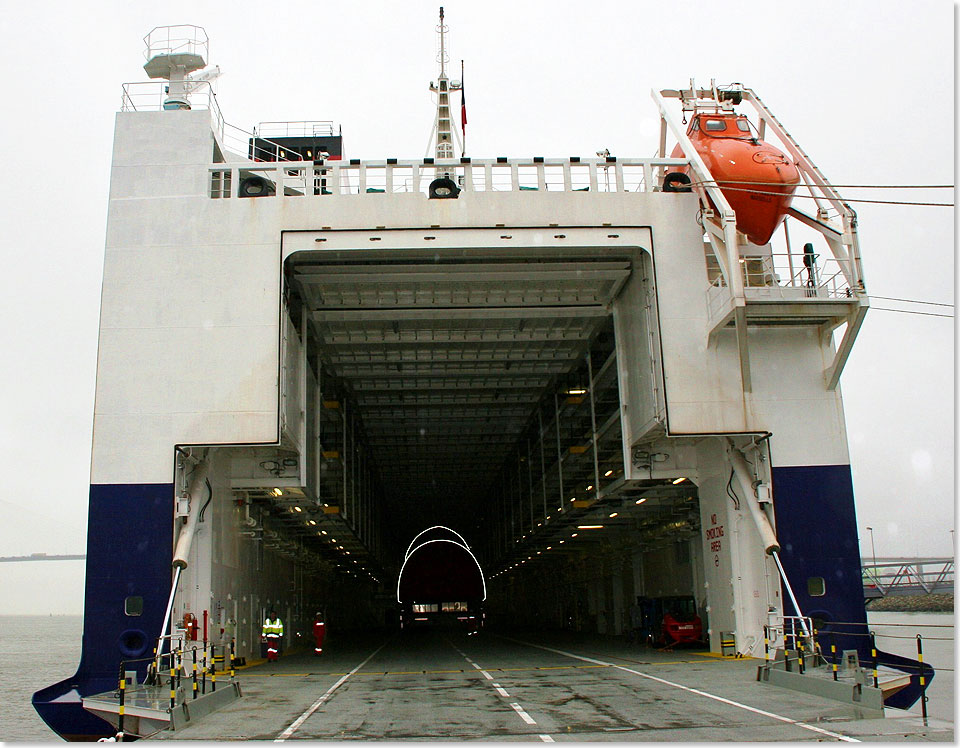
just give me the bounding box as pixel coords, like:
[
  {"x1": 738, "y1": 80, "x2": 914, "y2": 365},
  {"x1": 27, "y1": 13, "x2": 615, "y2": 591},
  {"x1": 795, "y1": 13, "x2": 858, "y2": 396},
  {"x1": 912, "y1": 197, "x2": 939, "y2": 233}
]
[{"x1": 662, "y1": 172, "x2": 693, "y2": 193}]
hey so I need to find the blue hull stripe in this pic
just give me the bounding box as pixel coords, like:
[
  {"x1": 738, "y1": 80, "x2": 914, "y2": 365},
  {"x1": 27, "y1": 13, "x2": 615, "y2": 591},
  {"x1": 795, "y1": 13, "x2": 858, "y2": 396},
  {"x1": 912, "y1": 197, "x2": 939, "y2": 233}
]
[
  {"x1": 33, "y1": 483, "x2": 174, "y2": 741},
  {"x1": 772, "y1": 465, "x2": 931, "y2": 709}
]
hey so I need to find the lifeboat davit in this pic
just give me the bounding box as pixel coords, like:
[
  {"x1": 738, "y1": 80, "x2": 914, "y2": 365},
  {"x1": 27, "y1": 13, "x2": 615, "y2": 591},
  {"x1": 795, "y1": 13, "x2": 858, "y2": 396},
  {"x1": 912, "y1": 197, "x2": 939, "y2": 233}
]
[{"x1": 669, "y1": 112, "x2": 800, "y2": 246}]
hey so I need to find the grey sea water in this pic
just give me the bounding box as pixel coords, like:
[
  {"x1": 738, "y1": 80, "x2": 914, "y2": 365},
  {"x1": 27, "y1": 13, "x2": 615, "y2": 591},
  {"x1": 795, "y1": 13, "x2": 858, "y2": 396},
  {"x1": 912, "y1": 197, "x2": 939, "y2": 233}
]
[
  {"x1": 0, "y1": 615, "x2": 83, "y2": 742},
  {"x1": 0, "y1": 612, "x2": 953, "y2": 741}
]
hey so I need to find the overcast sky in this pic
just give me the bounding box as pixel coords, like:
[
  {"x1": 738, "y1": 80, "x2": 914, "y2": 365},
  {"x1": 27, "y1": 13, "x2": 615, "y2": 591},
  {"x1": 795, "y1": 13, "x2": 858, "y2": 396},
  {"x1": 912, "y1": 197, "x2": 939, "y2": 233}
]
[{"x1": 0, "y1": 0, "x2": 953, "y2": 614}]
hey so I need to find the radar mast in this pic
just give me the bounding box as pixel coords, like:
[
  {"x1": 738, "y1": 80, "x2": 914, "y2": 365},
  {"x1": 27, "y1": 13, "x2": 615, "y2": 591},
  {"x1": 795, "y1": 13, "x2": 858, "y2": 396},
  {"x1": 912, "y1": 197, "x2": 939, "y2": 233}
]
[{"x1": 426, "y1": 7, "x2": 463, "y2": 161}]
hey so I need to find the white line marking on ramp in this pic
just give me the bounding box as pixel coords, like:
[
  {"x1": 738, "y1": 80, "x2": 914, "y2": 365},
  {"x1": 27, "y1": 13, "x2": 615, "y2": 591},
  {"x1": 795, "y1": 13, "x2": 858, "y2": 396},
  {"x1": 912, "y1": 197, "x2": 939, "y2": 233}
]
[
  {"x1": 510, "y1": 702, "x2": 538, "y2": 725},
  {"x1": 274, "y1": 640, "x2": 389, "y2": 742},
  {"x1": 451, "y1": 639, "x2": 543, "y2": 734},
  {"x1": 538, "y1": 734, "x2": 555, "y2": 742},
  {"x1": 510, "y1": 638, "x2": 860, "y2": 743}
]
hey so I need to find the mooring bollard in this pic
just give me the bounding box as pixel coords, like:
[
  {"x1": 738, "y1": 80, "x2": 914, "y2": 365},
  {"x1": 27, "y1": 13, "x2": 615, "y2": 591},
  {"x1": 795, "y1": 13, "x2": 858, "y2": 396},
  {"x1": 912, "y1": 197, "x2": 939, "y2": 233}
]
[
  {"x1": 917, "y1": 634, "x2": 928, "y2": 720},
  {"x1": 870, "y1": 631, "x2": 879, "y2": 689}
]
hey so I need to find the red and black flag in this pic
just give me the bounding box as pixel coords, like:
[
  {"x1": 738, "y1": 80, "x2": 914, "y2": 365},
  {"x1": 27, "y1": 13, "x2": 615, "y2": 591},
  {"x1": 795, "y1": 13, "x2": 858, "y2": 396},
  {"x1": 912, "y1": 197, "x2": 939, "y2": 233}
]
[{"x1": 460, "y1": 60, "x2": 467, "y2": 137}]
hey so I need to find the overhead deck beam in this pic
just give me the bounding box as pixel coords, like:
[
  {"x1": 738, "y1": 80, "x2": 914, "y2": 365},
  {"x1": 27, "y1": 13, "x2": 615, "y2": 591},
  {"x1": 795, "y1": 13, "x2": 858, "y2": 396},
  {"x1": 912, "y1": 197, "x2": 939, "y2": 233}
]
[{"x1": 311, "y1": 306, "x2": 609, "y2": 321}]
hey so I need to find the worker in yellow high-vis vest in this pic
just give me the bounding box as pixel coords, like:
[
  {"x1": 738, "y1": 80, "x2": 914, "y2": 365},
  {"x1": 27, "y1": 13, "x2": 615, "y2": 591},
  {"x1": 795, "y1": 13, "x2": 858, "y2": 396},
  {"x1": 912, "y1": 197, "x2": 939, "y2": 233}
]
[{"x1": 261, "y1": 610, "x2": 284, "y2": 662}]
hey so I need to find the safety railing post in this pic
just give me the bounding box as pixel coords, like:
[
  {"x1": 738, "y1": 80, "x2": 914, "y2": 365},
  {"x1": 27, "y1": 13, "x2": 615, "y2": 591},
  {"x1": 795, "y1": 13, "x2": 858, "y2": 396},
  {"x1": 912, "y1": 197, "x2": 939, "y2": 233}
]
[
  {"x1": 230, "y1": 638, "x2": 236, "y2": 681},
  {"x1": 117, "y1": 663, "x2": 126, "y2": 741},
  {"x1": 917, "y1": 634, "x2": 928, "y2": 720},
  {"x1": 831, "y1": 634, "x2": 838, "y2": 681},
  {"x1": 201, "y1": 642, "x2": 207, "y2": 695},
  {"x1": 169, "y1": 666, "x2": 176, "y2": 712},
  {"x1": 211, "y1": 656, "x2": 217, "y2": 693},
  {"x1": 870, "y1": 631, "x2": 879, "y2": 689},
  {"x1": 763, "y1": 625, "x2": 770, "y2": 663},
  {"x1": 192, "y1": 647, "x2": 198, "y2": 699},
  {"x1": 176, "y1": 646, "x2": 182, "y2": 690}
]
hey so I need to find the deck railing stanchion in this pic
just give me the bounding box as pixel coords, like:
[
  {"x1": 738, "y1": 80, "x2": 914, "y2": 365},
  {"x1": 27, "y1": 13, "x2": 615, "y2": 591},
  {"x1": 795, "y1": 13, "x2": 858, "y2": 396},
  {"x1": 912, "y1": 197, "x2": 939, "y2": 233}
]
[
  {"x1": 117, "y1": 663, "x2": 126, "y2": 741},
  {"x1": 917, "y1": 634, "x2": 928, "y2": 720}
]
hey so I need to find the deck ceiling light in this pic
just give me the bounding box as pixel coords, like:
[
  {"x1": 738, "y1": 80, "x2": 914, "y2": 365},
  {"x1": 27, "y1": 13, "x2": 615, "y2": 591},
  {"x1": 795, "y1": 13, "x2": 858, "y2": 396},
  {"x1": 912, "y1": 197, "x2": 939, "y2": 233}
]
[
  {"x1": 293, "y1": 505, "x2": 302, "y2": 512},
  {"x1": 672, "y1": 477, "x2": 687, "y2": 485},
  {"x1": 308, "y1": 519, "x2": 316, "y2": 525},
  {"x1": 635, "y1": 498, "x2": 647, "y2": 505},
  {"x1": 604, "y1": 470, "x2": 614, "y2": 477},
  {"x1": 577, "y1": 525, "x2": 604, "y2": 529},
  {"x1": 571, "y1": 532, "x2": 578, "y2": 537},
  {"x1": 565, "y1": 387, "x2": 588, "y2": 396},
  {"x1": 272, "y1": 488, "x2": 284, "y2": 497},
  {"x1": 608, "y1": 512, "x2": 619, "y2": 518},
  {"x1": 586, "y1": 485, "x2": 594, "y2": 491},
  {"x1": 321, "y1": 530, "x2": 328, "y2": 535}
]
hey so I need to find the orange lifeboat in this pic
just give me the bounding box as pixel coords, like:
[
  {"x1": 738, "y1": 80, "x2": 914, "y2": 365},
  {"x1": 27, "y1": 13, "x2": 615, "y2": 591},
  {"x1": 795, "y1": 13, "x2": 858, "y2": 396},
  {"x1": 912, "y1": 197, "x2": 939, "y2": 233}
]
[{"x1": 669, "y1": 112, "x2": 800, "y2": 246}]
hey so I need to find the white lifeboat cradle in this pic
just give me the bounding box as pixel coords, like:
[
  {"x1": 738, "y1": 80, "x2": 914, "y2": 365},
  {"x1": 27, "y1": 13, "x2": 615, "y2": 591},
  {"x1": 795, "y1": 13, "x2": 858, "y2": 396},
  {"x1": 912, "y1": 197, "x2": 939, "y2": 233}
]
[
  {"x1": 653, "y1": 80, "x2": 869, "y2": 395},
  {"x1": 655, "y1": 82, "x2": 914, "y2": 709}
]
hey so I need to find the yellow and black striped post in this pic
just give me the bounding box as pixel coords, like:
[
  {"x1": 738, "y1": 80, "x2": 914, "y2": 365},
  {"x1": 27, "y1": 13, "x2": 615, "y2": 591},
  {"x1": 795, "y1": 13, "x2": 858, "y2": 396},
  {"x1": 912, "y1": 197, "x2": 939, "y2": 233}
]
[
  {"x1": 169, "y1": 666, "x2": 176, "y2": 712},
  {"x1": 230, "y1": 638, "x2": 236, "y2": 681},
  {"x1": 117, "y1": 665, "x2": 126, "y2": 741},
  {"x1": 201, "y1": 644, "x2": 207, "y2": 695},
  {"x1": 917, "y1": 634, "x2": 928, "y2": 720},
  {"x1": 763, "y1": 626, "x2": 770, "y2": 663},
  {"x1": 831, "y1": 639, "x2": 838, "y2": 681},
  {"x1": 192, "y1": 647, "x2": 198, "y2": 700},
  {"x1": 176, "y1": 646, "x2": 182, "y2": 690},
  {"x1": 211, "y1": 659, "x2": 217, "y2": 693},
  {"x1": 870, "y1": 631, "x2": 879, "y2": 689},
  {"x1": 797, "y1": 637, "x2": 805, "y2": 675}
]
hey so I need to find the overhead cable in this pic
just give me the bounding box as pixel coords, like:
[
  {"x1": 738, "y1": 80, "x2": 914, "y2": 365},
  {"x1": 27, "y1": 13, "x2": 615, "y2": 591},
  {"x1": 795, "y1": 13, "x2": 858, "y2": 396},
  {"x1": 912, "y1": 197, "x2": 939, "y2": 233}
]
[
  {"x1": 685, "y1": 183, "x2": 953, "y2": 207},
  {"x1": 869, "y1": 295, "x2": 953, "y2": 308}
]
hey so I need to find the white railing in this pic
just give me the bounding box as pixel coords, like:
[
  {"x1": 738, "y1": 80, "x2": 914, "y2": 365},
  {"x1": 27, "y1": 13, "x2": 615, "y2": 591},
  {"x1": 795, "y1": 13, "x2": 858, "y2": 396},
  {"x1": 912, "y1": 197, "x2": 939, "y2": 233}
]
[
  {"x1": 255, "y1": 121, "x2": 337, "y2": 139},
  {"x1": 207, "y1": 157, "x2": 690, "y2": 199},
  {"x1": 706, "y1": 253, "x2": 857, "y2": 319},
  {"x1": 122, "y1": 80, "x2": 224, "y2": 129},
  {"x1": 121, "y1": 81, "x2": 297, "y2": 163},
  {"x1": 143, "y1": 25, "x2": 208, "y2": 62}
]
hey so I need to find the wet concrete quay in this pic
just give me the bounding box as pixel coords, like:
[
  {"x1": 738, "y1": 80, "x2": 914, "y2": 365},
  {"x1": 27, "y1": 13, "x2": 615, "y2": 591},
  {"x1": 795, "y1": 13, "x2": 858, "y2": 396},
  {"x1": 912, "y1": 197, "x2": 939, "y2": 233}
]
[{"x1": 152, "y1": 629, "x2": 954, "y2": 742}]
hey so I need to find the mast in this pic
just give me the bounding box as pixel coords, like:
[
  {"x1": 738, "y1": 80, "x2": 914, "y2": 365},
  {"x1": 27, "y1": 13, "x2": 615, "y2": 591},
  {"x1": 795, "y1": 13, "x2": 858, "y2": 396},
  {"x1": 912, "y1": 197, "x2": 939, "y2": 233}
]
[{"x1": 427, "y1": 7, "x2": 463, "y2": 162}]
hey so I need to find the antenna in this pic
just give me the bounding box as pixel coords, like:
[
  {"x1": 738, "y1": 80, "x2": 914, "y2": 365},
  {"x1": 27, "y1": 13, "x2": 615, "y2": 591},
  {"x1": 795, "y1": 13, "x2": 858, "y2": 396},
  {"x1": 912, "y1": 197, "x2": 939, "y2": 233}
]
[{"x1": 426, "y1": 7, "x2": 462, "y2": 163}]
